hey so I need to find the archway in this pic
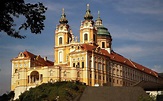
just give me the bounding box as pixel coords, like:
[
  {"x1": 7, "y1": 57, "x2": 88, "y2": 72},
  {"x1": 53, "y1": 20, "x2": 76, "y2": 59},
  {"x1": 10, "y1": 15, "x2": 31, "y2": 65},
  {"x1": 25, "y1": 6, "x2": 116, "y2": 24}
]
[{"x1": 30, "y1": 71, "x2": 39, "y2": 83}]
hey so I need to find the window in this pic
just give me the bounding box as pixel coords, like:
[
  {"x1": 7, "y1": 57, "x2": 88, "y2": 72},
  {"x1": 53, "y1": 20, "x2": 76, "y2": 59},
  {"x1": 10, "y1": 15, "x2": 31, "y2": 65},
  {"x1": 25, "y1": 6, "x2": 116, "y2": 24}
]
[
  {"x1": 98, "y1": 63, "x2": 101, "y2": 70},
  {"x1": 59, "y1": 37, "x2": 62, "y2": 45},
  {"x1": 73, "y1": 63, "x2": 75, "y2": 67},
  {"x1": 82, "y1": 62, "x2": 84, "y2": 68},
  {"x1": 64, "y1": 72, "x2": 66, "y2": 76},
  {"x1": 59, "y1": 51, "x2": 63, "y2": 62},
  {"x1": 94, "y1": 63, "x2": 96, "y2": 69},
  {"x1": 77, "y1": 62, "x2": 80, "y2": 68},
  {"x1": 15, "y1": 69, "x2": 18, "y2": 73},
  {"x1": 50, "y1": 70, "x2": 53, "y2": 76},
  {"x1": 113, "y1": 79, "x2": 115, "y2": 83},
  {"x1": 40, "y1": 74, "x2": 43, "y2": 82},
  {"x1": 93, "y1": 34, "x2": 96, "y2": 41},
  {"x1": 84, "y1": 34, "x2": 88, "y2": 41},
  {"x1": 102, "y1": 42, "x2": 105, "y2": 48},
  {"x1": 28, "y1": 76, "x2": 29, "y2": 83}
]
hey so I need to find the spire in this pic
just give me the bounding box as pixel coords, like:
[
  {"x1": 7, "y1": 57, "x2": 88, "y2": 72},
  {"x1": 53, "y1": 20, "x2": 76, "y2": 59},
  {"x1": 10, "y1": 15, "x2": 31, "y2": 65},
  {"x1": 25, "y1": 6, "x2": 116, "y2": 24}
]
[
  {"x1": 59, "y1": 8, "x2": 68, "y2": 24},
  {"x1": 95, "y1": 11, "x2": 102, "y2": 26},
  {"x1": 84, "y1": 4, "x2": 93, "y2": 20},
  {"x1": 97, "y1": 11, "x2": 101, "y2": 20}
]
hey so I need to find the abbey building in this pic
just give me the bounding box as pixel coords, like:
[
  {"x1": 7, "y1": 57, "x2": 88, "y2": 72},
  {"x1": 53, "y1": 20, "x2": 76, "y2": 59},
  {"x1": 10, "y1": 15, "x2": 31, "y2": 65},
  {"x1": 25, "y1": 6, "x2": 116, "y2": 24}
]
[{"x1": 11, "y1": 4, "x2": 160, "y2": 99}]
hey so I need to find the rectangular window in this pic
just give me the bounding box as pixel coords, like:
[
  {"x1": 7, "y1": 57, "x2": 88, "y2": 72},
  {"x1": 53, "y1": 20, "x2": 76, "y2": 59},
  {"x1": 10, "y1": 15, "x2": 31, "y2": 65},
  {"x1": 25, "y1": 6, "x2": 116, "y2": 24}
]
[
  {"x1": 76, "y1": 62, "x2": 80, "y2": 68},
  {"x1": 93, "y1": 34, "x2": 96, "y2": 41},
  {"x1": 28, "y1": 76, "x2": 29, "y2": 83},
  {"x1": 102, "y1": 42, "x2": 105, "y2": 48},
  {"x1": 40, "y1": 74, "x2": 43, "y2": 82},
  {"x1": 82, "y1": 62, "x2": 84, "y2": 68},
  {"x1": 98, "y1": 63, "x2": 101, "y2": 70},
  {"x1": 73, "y1": 63, "x2": 75, "y2": 67},
  {"x1": 84, "y1": 34, "x2": 88, "y2": 41}
]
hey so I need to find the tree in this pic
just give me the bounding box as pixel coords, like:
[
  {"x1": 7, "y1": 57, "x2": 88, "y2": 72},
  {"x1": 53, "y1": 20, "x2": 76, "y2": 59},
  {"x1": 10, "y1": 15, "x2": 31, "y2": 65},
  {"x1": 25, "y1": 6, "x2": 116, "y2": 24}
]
[
  {"x1": 17, "y1": 81, "x2": 86, "y2": 101},
  {"x1": 0, "y1": 91, "x2": 15, "y2": 101},
  {"x1": 0, "y1": 0, "x2": 47, "y2": 39}
]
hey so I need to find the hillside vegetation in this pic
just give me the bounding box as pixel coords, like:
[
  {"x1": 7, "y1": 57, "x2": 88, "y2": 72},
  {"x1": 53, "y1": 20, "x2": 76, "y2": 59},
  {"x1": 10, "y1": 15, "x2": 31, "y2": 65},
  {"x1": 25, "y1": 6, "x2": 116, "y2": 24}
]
[{"x1": 16, "y1": 81, "x2": 86, "y2": 101}]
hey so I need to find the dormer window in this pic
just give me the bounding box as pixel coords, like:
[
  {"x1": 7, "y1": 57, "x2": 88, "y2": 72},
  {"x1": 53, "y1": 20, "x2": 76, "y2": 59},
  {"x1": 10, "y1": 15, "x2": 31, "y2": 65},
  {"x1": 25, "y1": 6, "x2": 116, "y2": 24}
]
[{"x1": 84, "y1": 34, "x2": 88, "y2": 41}]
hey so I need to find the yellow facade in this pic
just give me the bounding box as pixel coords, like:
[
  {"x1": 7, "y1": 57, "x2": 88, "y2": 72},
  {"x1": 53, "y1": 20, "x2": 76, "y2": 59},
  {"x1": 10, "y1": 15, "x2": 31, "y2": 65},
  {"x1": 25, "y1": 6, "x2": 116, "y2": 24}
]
[{"x1": 11, "y1": 4, "x2": 159, "y2": 100}]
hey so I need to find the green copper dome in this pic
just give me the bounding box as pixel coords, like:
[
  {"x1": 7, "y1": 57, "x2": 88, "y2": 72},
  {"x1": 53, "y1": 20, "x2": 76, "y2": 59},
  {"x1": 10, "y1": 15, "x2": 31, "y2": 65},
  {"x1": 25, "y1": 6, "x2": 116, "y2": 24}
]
[{"x1": 97, "y1": 25, "x2": 111, "y2": 36}]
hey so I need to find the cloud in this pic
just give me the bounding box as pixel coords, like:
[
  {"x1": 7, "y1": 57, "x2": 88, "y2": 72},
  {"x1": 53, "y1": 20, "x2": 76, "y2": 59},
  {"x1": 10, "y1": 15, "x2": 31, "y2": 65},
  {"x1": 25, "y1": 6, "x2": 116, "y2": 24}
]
[
  {"x1": 108, "y1": 24, "x2": 163, "y2": 43},
  {"x1": 113, "y1": 0, "x2": 163, "y2": 15},
  {"x1": 151, "y1": 65, "x2": 163, "y2": 72}
]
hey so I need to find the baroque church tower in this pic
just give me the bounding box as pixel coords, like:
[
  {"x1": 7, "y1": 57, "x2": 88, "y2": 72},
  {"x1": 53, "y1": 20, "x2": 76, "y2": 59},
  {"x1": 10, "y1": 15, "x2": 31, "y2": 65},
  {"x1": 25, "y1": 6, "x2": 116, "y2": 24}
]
[
  {"x1": 54, "y1": 8, "x2": 74, "y2": 65},
  {"x1": 80, "y1": 4, "x2": 97, "y2": 45},
  {"x1": 95, "y1": 11, "x2": 112, "y2": 53}
]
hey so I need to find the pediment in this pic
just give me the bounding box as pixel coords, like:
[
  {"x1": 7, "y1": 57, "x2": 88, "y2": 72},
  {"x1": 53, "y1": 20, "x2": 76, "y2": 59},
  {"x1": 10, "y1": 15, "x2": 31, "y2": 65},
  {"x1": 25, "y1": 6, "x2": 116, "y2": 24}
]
[{"x1": 18, "y1": 52, "x2": 25, "y2": 58}]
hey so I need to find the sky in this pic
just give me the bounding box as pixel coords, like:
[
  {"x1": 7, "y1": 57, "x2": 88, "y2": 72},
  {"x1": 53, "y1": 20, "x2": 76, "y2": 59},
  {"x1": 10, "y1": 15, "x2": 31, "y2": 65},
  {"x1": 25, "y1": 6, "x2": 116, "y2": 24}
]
[{"x1": 0, "y1": 0, "x2": 163, "y2": 95}]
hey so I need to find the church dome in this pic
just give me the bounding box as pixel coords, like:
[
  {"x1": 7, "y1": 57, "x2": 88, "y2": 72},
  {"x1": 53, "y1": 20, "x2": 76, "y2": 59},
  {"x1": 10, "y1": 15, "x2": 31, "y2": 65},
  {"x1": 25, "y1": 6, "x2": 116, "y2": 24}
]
[{"x1": 96, "y1": 25, "x2": 111, "y2": 37}]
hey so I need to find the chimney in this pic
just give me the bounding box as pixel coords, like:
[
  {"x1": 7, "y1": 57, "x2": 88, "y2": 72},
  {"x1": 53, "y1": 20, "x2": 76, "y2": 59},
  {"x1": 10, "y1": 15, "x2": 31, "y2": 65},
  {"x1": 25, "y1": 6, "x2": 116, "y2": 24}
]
[
  {"x1": 105, "y1": 48, "x2": 111, "y2": 54},
  {"x1": 44, "y1": 57, "x2": 47, "y2": 61}
]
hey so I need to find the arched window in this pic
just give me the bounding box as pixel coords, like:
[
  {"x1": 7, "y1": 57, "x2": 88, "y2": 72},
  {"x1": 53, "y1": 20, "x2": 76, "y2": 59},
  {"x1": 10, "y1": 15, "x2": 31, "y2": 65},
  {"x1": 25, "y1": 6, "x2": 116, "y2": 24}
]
[
  {"x1": 84, "y1": 34, "x2": 88, "y2": 41},
  {"x1": 15, "y1": 69, "x2": 18, "y2": 73},
  {"x1": 30, "y1": 71, "x2": 39, "y2": 83},
  {"x1": 59, "y1": 37, "x2": 62, "y2": 45}
]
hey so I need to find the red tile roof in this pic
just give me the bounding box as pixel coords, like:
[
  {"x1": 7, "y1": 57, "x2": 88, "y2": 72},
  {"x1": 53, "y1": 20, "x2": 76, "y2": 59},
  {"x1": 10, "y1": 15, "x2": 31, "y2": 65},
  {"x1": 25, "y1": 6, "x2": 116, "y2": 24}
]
[
  {"x1": 109, "y1": 52, "x2": 158, "y2": 77},
  {"x1": 81, "y1": 44, "x2": 96, "y2": 51},
  {"x1": 23, "y1": 51, "x2": 54, "y2": 66},
  {"x1": 81, "y1": 44, "x2": 158, "y2": 77}
]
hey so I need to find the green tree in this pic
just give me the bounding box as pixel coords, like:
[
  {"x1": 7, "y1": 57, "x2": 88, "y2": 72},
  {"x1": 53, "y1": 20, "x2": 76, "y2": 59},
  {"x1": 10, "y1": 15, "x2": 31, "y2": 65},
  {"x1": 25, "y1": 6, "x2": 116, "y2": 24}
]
[
  {"x1": 17, "y1": 81, "x2": 86, "y2": 101},
  {"x1": 0, "y1": 0, "x2": 47, "y2": 39}
]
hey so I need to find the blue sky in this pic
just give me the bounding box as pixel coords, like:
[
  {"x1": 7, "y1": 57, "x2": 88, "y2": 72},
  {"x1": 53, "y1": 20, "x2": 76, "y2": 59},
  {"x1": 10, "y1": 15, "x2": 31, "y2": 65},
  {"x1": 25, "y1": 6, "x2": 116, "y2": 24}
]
[{"x1": 0, "y1": 0, "x2": 163, "y2": 94}]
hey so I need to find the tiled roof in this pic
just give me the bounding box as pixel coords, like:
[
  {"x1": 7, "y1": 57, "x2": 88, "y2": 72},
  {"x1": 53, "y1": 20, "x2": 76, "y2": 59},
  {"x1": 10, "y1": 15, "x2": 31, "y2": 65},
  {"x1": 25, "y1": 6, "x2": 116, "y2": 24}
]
[
  {"x1": 109, "y1": 52, "x2": 158, "y2": 77},
  {"x1": 81, "y1": 44, "x2": 96, "y2": 51},
  {"x1": 23, "y1": 51, "x2": 54, "y2": 66},
  {"x1": 23, "y1": 51, "x2": 36, "y2": 58},
  {"x1": 81, "y1": 44, "x2": 158, "y2": 77}
]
